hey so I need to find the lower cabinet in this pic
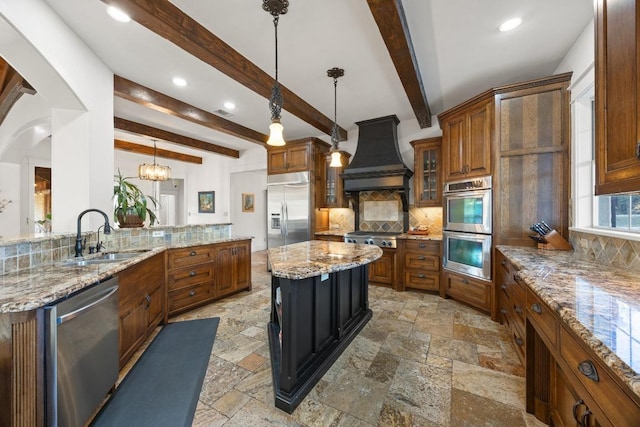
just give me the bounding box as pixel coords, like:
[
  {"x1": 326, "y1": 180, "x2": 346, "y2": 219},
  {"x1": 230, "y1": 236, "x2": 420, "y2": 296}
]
[
  {"x1": 166, "y1": 239, "x2": 252, "y2": 317},
  {"x1": 442, "y1": 270, "x2": 492, "y2": 314},
  {"x1": 368, "y1": 247, "x2": 398, "y2": 289},
  {"x1": 496, "y1": 250, "x2": 526, "y2": 365},
  {"x1": 401, "y1": 239, "x2": 441, "y2": 292},
  {"x1": 118, "y1": 252, "x2": 165, "y2": 368}
]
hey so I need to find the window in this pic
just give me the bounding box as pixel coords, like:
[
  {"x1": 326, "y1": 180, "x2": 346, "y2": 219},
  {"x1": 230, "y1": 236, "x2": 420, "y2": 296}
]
[{"x1": 596, "y1": 194, "x2": 640, "y2": 231}]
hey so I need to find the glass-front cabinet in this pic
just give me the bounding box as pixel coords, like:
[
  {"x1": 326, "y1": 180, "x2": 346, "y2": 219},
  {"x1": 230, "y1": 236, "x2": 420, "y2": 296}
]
[
  {"x1": 323, "y1": 151, "x2": 351, "y2": 208},
  {"x1": 411, "y1": 137, "x2": 442, "y2": 207}
]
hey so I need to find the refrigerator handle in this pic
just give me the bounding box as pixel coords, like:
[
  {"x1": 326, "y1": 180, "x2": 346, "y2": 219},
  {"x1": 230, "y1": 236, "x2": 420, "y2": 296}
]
[
  {"x1": 280, "y1": 201, "x2": 285, "y2": 238},
  {"x1": 283, "y1": 201, "x2": 289, "y2": 238}
]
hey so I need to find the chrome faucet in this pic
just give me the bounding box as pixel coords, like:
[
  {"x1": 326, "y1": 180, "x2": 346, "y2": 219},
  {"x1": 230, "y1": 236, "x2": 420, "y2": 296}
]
[{"x1": 75, "y1": 209, "x2": 111, "y2": 257}]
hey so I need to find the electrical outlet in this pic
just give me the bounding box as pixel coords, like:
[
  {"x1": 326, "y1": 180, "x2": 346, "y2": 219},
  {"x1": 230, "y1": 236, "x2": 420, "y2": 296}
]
[{"x1": 152, "y1": 230, "x2": 164, "y2": 238}]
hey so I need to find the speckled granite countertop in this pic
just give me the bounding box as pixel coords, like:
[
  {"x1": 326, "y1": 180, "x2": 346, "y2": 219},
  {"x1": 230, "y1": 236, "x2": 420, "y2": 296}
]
[
  {"x1": 268, "y1": 240, "x2": 382, "y2": 280},
  {"x1": 0, "y1": 236, "x2": 252, "y2": 314},
  {"x1": 496, "y1": 245, "x2": 640, "y2": 399}
]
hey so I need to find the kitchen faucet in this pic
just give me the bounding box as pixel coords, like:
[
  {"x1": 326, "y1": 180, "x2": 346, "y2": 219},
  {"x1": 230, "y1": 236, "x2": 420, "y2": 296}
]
[{"x1": 75, "y1": 209, "x2": 111, "y2": 257}]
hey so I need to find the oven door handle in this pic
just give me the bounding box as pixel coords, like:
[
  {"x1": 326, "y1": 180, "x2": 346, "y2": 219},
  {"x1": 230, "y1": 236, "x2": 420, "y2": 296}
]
[{"x1": 57, "y1": 285, "x2": 118, "y2": 324}]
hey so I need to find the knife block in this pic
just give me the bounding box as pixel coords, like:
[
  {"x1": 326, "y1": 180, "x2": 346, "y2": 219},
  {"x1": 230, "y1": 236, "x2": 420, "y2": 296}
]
[{"x1": 538, "y1": 230, "x2": 572, "y2": 251}]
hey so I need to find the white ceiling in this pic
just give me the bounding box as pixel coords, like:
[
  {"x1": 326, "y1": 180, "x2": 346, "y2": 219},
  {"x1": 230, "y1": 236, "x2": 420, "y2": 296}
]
[{"x1": 34, "y1": 0, "x2": 594, "y2": 155}]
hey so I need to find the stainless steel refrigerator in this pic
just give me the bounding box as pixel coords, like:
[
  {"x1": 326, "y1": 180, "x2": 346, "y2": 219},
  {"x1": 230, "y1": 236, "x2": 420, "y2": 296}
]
[{"x1": 267, "y1": 171, "x2": 310, "y2": 248}]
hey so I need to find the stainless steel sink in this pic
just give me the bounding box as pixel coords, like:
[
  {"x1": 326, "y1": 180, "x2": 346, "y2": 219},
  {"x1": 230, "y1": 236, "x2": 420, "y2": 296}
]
[{"x1": 62, "y1": 250, "x2": 149, "y2": 267}]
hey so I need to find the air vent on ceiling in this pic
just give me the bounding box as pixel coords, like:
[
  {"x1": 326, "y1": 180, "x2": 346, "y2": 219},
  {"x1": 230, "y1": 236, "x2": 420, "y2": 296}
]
[{"x1": 213, "y1": 109, "x2": 234, "y2": 118}]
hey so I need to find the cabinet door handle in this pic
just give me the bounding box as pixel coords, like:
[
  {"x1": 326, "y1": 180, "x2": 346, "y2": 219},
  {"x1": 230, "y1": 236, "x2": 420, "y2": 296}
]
[
  {"x1": 580, "y1": 409, "x2": 592, "y2": 426},
  {"x1": 462, "y1": 279, "x2": 469, "y2": 284},
  {"x1": 501, "y1": 259, "x2": 506, "y2": 265},
  {"x1": 515, "y1": 337, "x2": 524, "y2": 346},
  {"x1": 514, "y1": 306, "x2": 523, "y2": 314},
  {"x1": 500, "y1": 308, "x2": 507, "y2": 314},
  {"x1": 190, "y1": 270, "x2": 196, "y2": 277},
  {"x1": 578, "y1": 360, "x2": 599, "y2": 382},
  {"x1": 190, "y1": 251, "x2": 196, "y2": 256},
  {"x1": 531, "y1": 303, "x2": 542, "y2": 314},
  {"x1": 572, "y1": 399, "x2": 584, "y2": 422},
  {"x1": 501, "y1": 284, "x2": 507, "y2": 290},
  {"x1": 189, "y1": 290, "x2": 196, "y2": 297}
]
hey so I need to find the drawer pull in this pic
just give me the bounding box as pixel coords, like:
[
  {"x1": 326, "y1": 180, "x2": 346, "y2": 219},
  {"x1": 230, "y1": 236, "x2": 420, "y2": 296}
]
[
  {"x1": 190, "y1": 251, "x2": 196, "y2": 256},
  {"x1": 580, "y1": 409, "x2": 592, "y2": 426},
  {"x1": 515, "y1": 337, "x2": 524, "y2": 346},
  {"x1": 189, "y1": 290, "x2": 196, "y2": 297},
  {"x1": 418, "y1": 274, "x2": 426, "y2": 278},
  {"x1": 418, "y1": 256, "x2": 426, "y2": 260},
  {"x1": 500, "y1": 308, "x2": 507, "y2": 315},
  {"x1": 572, "y1": 399, "x2": 584, "y2": 422},
  {"x1": 501, "y1": 259, "x2": 506, "y2": 265},
  {"x1": 501, "y1": 284, "x2": 507, "y2": 290},
  {"x1": 514, "y1": 306, "x2": 523, "y2": 314},
  {"x1": 189, "y1": 270, "x2": 196, "y2": 277},
  {"x1": 577, "y1": 360, "x2": 599, "y2": 382},
  {"x1": 531, "y1": 303, "x2": 542, "y2": 314},
  {"x1": 419, "y1": 243, "x2": 426, "y2": 248},
  {"x1": 462, "y1": 279, "x2": 469, "y2": 284}
]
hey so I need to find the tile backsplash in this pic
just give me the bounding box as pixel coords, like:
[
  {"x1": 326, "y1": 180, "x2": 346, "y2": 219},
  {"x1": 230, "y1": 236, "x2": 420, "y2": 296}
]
[{"x1": 570, "y1": 230, "x2": 640, "y2": 272}]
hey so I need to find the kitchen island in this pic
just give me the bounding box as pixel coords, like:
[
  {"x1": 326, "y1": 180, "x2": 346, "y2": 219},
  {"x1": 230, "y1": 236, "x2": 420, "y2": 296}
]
[{"x1": 267, "y1": 240, "x2": 382, "y2": 413}]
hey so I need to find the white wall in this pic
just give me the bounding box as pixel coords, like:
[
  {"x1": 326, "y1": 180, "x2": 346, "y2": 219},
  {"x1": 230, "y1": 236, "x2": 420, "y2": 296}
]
[
  {"x1": 0, "y1": 162, "x2": 20, "y2": 237},
  {"x1": 230, "y1": 169, "x2": 267, "y2": 251}
]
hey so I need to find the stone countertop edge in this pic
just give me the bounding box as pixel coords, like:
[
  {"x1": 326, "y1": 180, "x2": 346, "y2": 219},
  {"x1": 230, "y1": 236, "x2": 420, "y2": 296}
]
[
  {"x1": 495, "y1": 245, "x2": 640, "y2": 399},
  {"x1": 0, "y1": 235, "x2": 253, "y2": 314},
  {"x1": 268, "y1": 241, "x2": 383, "y2": 281},
  {"x1": 314, "y1": 230, "x2": 443, "y2": 241}
]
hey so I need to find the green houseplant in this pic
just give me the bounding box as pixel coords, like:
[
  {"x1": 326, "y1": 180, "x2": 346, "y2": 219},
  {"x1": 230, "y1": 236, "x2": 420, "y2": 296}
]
[{"x1": 113, "y1": 170, "x2": 159, "y2": 228}]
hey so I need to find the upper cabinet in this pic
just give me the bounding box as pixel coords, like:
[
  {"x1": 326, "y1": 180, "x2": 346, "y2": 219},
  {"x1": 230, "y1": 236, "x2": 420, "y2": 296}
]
[
  {"x1": 411, "y1": 137, "x2": 442, "y2": 207},
  {"x1": 439, "y1": 96, "x2": 493, "y2": 182},
  {"x1": 595, "y1": 0, "x2": 640, "y2": 194},
  {"x1": 267, "y1": 144, "x2": 311, "y2": 174}
]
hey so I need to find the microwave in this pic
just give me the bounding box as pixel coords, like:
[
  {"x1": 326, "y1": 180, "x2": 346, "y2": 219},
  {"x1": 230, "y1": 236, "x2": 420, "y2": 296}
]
[
  {"x1": 443, "y1": 230, "x2": 492, "y2": 281},
  {"x1": 443, "y1": 182, "x2": 492, "y2": 234}
]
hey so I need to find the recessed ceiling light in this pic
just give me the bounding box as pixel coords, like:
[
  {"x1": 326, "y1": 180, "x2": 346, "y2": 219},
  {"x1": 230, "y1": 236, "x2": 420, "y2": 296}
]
[
  {"x1": 499, "y1": 17, "x2": 522, "y2": 32},
  {"x1": 223, "y1": 102, "x2": 236, "y2": 110},
  {"x1": 107, "y1": 6, "x2": 131, "y2": 23},
  {"x1": 172, "y1": 77, "x2": 187, "y2": 87}
]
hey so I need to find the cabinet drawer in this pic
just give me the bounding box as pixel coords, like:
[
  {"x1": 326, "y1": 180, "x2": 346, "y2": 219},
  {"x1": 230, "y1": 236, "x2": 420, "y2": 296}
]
[
  {"x1": 560, "y1": 327, "x2": 640, "y2": 426},
  {"x1": 404, "y1": 270, "x2": 439, "y2": 291},
  {"x1": 404, "y1": 239, "x2": 440, "y2": 253},
  {"x1": 167, "y1": 264, "x2": 215, "y2": 291},
  {"x1": 167, "y1": 246, "x2": 214, "y2": 269},
  {"x1": 404, "y1": 252, "x2": 440, "y2": 271},
  {"x1": 444, "y1": 272, "x2": 491, "y2": 312},
  {"x1": 168, "y1": 283, "x2": 214, "y2": 313},
  {"x1": 526, "y1": 288, "x2": 557, "y2": 347},
  {"x1": 510, "y1": 324, "x2": 526, "y2": 366}
]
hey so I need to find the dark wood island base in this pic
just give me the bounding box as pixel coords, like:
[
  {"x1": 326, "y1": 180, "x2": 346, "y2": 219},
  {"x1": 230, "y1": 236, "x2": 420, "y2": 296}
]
[{"x1": 266, "y1": 241, "x2": 382, "y2": 413}]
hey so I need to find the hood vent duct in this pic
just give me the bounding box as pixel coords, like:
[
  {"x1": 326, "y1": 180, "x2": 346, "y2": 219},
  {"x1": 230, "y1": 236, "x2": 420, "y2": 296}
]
[{"x1": 341, "y1": 115, "x2": 413, "y2": 232}]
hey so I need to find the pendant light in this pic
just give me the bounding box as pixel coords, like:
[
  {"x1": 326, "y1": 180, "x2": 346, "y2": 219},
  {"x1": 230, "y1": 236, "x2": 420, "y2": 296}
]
[
  {"x1": 328, "y1": 67, "x2": 344, "y2": 167},
  {"x1": 138, "y1": 140, "x2": 171, "y2": 181},
  {"x1": 264, "y1": 0, "x2": 288, "y2": 146}
]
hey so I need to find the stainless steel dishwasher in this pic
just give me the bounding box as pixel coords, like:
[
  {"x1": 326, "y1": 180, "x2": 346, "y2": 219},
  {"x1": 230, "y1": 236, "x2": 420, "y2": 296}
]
[{"x1": 45, "y1": 277, "x2": 119, "y2": 427}]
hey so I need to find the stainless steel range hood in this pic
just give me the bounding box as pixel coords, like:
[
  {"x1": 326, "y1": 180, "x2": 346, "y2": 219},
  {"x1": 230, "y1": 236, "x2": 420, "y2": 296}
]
[{"x1": 341, "y1": 115, "x2": 413, "y2": 231}]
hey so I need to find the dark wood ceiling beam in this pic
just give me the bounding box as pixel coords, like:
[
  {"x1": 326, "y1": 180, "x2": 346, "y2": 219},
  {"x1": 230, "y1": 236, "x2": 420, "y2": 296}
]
[
  {"x1": 115, "y1": 139, "x2": 203, "y2": 164},
  {"x1": 0, "y1": 70, "x2": 36, "y2": 127},
  {"x1": 114, "y1": 117, "x2": 240, "y2": 159},
  {"x1": 115, "y1": 75, "x2": 266, "y2": 147},
  {"x1": 102, "y1": 0, "x2": 347, "y2": 140},
  {"x1": 367, "y1": 0, "x2": 432, "y2": 128}
]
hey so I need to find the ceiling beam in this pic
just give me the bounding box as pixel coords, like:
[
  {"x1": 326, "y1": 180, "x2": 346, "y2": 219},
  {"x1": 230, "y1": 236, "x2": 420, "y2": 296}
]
[
  {"x1": 115, "y1": 139, "x2": 203, "y2": 164},
  {"x1": 102, "y1": 0, "x2": 347, "y2": 140},
  {"x1": 114, "y1": 117, "x2": 240, "y2": 159},
  {"x1": 367, "y1": 0, "x2": 432, "y2": 128},
  {"x1": 115, "y1": 75, "x2": 266, "y2": 147},
  {"x1": 0, "y1": 69, "x2": 36, "y2": 127}
]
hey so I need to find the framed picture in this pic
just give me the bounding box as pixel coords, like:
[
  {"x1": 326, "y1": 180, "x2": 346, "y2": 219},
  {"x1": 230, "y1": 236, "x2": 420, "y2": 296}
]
[
  {"x1": 242, "y1": 193, "x2": 255, "y2": 212},
  {"x1": 198, "y1": 191, "x2": 215, "y2": 213}
]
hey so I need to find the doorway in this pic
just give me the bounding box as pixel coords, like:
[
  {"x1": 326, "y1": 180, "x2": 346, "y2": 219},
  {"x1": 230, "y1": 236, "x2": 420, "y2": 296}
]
[
  {"x1": 159, "y1": 178, "x2": 185, "y2": 226},
  {"x1": 34, "y1": 166, "x2": 51, "y2": 232}
]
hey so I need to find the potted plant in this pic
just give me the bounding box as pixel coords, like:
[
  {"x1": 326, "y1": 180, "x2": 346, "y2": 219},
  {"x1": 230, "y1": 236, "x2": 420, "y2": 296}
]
[{"x1": 113, "y1": 170, "x2": 159, "y2": 228}]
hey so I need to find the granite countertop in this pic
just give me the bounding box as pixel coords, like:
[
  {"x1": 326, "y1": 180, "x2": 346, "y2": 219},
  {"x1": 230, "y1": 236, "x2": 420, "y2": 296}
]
[
  {"x1": 0, "y1": 235, "x2": 252, "y2": 314},
  {"x1": 314, "y1": 229, "x2": 443, "y2": 242},
  {"x1": 496, "y1": 245, "x2": 640, "y2": 399},
  {"x1": 268, "y1": 241, "x2": 382, "y2": 280}
]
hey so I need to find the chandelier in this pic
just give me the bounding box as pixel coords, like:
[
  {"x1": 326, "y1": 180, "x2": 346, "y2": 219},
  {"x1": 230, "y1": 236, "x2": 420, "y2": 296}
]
[
  {"x1": 138, "y1": 141, "x2": 171, "y2": 181},
  {"x1": 328, "y1": 67, "x2": 344, "y2": 167},
  {"x1": 263, "y1": 0, "x2": 288, "y2": 146}
]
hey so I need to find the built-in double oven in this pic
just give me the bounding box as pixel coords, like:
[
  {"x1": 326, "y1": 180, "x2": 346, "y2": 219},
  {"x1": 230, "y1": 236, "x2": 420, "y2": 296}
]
[{"x1": 442, "y1": 176, "x2": 492, "y2": 281}]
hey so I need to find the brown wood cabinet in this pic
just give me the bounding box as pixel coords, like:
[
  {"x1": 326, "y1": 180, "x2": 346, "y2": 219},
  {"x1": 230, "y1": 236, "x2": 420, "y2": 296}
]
[
  {"x1": 439, "y1": 95, "x2": 493, "y2": 182},
  {"x1": 267, "y1": 144, "x2": 311, "y2": 174},
  {"x1": 166, "y1": 240, "x2": 251, "y2": 316},
  {"x1": 118, "y1": 252, "x2": 165, "y2": 368},
  {"x1": 400, "y1": 239, "x2": 440, "y2": 292},
  {"x1": 368, "y1": 248, "x2": 398, "y2": 290},
  {"x1": 442, "y1": 270, "x2": 492, "y2": 314},
  {"x1": 323, "y1": 151, "x2": 351, "y2": 208},
  {"x1": 314, "y1": 233, "x2": 345, "y2": 242},
  {"x1": 494, "y1": 73, "x2": 571, "y2": 246},
  {"x1": 496, "y1": 250, "x2": 526, "y2": 365},
  {"x1": 411, "y1": 138, "x2": 442, "y2": 207},
  {"x1": 595, "y1": 0, "x2": 640, "y2": 194}
]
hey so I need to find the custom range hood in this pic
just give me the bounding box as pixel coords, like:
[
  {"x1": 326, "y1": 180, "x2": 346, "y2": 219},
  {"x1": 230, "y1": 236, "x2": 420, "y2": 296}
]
[{"x1": 341, "y1": 114, "x2": 413, "y2": 231}]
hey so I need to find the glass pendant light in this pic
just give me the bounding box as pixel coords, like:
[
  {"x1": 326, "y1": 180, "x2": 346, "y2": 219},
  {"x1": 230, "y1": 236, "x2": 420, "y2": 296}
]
[
  {"x1": 327, "y1": 67, "x2": 344, "y2": 167},
  {"x1": 264, "y1": 0, "x2": 288, "y2": 146},
  {"x1": 138, "y1": 140, "x2": 171, "y2": 181}
]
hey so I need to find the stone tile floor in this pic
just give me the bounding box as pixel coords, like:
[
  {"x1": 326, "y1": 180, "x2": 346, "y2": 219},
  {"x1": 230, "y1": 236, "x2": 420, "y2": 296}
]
[{"x1": 123, "y1": 250, "x2": 546, "y2": 426}]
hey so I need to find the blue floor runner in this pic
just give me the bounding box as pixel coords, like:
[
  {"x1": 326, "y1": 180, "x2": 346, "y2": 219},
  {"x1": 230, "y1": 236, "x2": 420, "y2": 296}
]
[{"x1": 91, "y1": 318, "x2": 219, "y2": 427}]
